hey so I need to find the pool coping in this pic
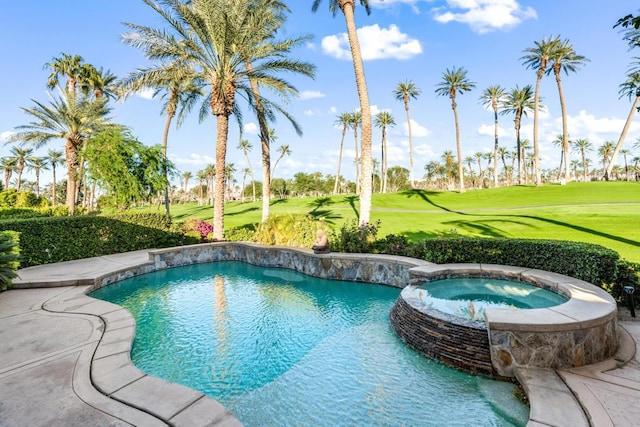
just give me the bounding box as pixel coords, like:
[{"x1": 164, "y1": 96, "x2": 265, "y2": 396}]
[{"x1": 8, "y1": 242, "x2": 630, "y2": 426}]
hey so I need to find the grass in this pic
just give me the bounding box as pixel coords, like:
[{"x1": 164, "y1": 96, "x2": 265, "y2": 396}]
[{"x1": 140, "y1": 181, "x2": 640, "y2": 262}]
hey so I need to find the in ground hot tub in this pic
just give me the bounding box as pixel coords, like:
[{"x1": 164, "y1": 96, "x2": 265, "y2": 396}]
[{"x1": 390, "y1": 264, "x2": 618, "y2": 378}]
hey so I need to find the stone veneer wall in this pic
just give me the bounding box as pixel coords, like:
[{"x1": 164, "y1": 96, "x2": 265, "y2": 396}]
[
  {"x1": 390, "y1": 296, "x2": 493, "y2": 376},
  {"x1": 144, "y1": 242, "x2": 432, "y2": 288}
]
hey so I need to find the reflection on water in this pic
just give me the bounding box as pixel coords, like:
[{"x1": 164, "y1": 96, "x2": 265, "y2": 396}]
[{"x1": 90, "y1": 261, "x2": 528, "y2": 426}]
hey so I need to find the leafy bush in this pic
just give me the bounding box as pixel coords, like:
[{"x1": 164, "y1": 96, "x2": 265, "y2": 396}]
[
  {"x1": 226, "y1": 214, "x2": 325, "y2": 248},
  {"x1": 0, "y1": 190, "x2": 50, "y2": 208},
  {"x1": 0, "y1": 213, "x2": 183, "y2": 267},
  {"x1": 332, "y1": 220, "x2": 380, "y2": 253},
  {"x1": 0, "y1": 231, "x2": 20, "y2": 292},
  {"x1": 182, "y1": 219, "x2": 215, "y2": 242}
]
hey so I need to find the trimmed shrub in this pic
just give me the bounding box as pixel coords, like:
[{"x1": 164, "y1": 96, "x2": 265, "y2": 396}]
[
  {"x1": 226, "y1": 214, "x2": 326, "y2": 248},
  {"x1": 0, "y1": 213, "x2": 183, "y2": 267},
  {"x1": 332, "y1": 220, "x2": 380, "y2": 253},
  {"x1": 0, "y1": 231, "x2": 20, "y2": 292}
]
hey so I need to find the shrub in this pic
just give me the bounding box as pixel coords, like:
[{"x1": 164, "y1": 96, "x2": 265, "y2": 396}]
[
  {"x1": 0, "y1": 213, "x2": 183, "y2": 267},
  {"x1": 332, "y1": 220, "x2": 380, "y2": 253},
  {"x1": 0, "y1": 231, "x2": 19, "y2": 292},
  {"x1": 182, "y1": 219, "x2": 215, "y2": 242},
  {"x1": 227, "y1": 214, "x2": 325, "y2": 248}
]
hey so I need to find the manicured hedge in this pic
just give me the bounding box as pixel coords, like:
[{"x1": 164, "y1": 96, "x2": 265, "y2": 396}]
[
  {"x1": 0, "y1": 213, "x2": 183, "y2": 268},
  {"x1": 371, "y1": 235, "x2": 638, "y2": 302},
  {"x1": 0, "y1": 231, "x2": 20, "y2": 292}
]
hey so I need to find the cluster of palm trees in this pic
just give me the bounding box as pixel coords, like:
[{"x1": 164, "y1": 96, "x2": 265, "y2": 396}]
[{"x1": 0, "y1": 148, "x2": 65, "y2": 200}]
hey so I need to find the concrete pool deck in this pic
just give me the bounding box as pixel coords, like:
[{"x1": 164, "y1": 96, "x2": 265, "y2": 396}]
[{"x1": 1, "y1": 251, "x2": 640, "y2": 426}]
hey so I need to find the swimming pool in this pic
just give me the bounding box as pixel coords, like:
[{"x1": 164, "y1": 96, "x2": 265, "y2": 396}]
[{"x1": 90, "y1": 261, "x2": 529, "y2": 426}]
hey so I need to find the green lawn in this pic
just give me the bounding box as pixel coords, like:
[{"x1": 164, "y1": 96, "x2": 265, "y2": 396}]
[{"x1": 144, "y1": 182, "x2": 640, "y2": 262}]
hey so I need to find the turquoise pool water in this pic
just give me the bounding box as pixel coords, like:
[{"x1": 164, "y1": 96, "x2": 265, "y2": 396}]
[
  {"x1": 90, "y1": 262, "x2": 529, "y2": 426},
  {"x1": 418, "y1": 278, "x2": 567, "y2": 322}
]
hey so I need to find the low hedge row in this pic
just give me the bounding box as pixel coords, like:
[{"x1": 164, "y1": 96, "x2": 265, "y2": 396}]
[
  {"x1": 0, "y1": 213, "x2": 183, "y2": 268},
  {"x1": 370, "y1": 235, "x2": 639, "y2": 303}
]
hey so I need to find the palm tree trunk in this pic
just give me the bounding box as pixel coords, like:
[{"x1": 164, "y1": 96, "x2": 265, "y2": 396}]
[
  {"x1": 606, "y1": 96, "x2": 640, "y2": 179},
  {"x1": 515, "y1": 115, "x2": 523, "y2": 185},
  {"x1": 492, "y1": 105, "x2": 499, "y2": 188},
  {"x1": 353, "y1": 125, "x2": 360, "y2": 194},
  {"x1": 65, "y1": 140, "x2": 78, "y2": 214},
  {"x1": 581, "y1": 150, "x2": 588, "y2": 182},
  {"x1": 405, "y1": 99, "x2": 414, "y2": 188},
  {"x1": 554, "y1": 70, "x2": 571, "y2": 182},
  {"x1": 341, "y1": 2, "x2": 373, "y2": 224},
  {"x1": 161, "y1": 108, "x2": 175, "y2": 216},
  {"x1": 334, "y1": 127, "x2": 346, "y2": 194},
  {"x1": 533, "y1": 71, "x2": 543, "y2": 186},
  {"x1": 382, "y1": 125, "x2": 388, "y2": 193},
  {"x1": 213, "y1": 115, "x2": 229, "y2": 240},
  {"x1": 51, "y1": 166, "x2": 57, "y2": 207},
  {"x1": 452, "y1": 100, "x2": 465, "y2": 193}
]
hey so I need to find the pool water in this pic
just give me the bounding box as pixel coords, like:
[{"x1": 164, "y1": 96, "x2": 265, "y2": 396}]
[
  {"x1": 418, "y1": 278, "x2": 568, "y2": 322},
  {"x1": 90, "y1": 262, "x2": 529, "y2": 426}
]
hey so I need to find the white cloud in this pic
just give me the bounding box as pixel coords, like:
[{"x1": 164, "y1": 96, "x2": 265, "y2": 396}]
[
  {"x1": 1, "y1": 131, "x2": 15, "y2": 142},
  {"x1": 433, "y1": 0, "x2": 537, "y2": 34},
  {"x1": 170, "y1": 153, "x2": 215, "y2": 167},
  {"x1": 387, "y1": 144, "x2": 407, "y2": 162},
  {"x1": 299, "y1": 90, "x2": 325, "y2": 100},
  {"x1": 243, "y1": 122, "x2": 258, "y2": 134},
  {"x1": 329, "y1": 106, "x2": 337, "y2": 114},
  {"x1": 564, "y1": 110, "x2": 637, "y2": 136},
  {"x1": 477, "y1": 124, "x2": 509, "y2": 137},
  {"x1": 136, "y1": 88, "x2": 155, "y2": 100},
  {"x1": 321, "y1": 24, "x2": 422, "y2": 61},
  {"x1": 401, "y1": 119, "x2": 430, "y2": 137},
  {"x1": 370, "y1": 0, "x2": 423, "y2": 13},
  {"x1": 304, "y1": 110, "x2": 316, "y2": 116}
]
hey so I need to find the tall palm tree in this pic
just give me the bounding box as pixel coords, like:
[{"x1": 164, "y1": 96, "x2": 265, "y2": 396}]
[
  {"x1": 312, "y1": 0, "x2": 373, "y2": 224},
  {"x1": 44, "y1": 53, "x2": 84, "y2": 94},
  {"x1": 237, "y1": 139, "x2": 257, "y2": 201},
  {"x1": 182, "y1": 171, "x2": 193, "y2": 200},
  {"x1": 0, "y1": 158, "x2": 17, "y2": 191},
  {"x1": 571, "y1": 138, "x2": 592, "y2": 182},
  {"x1": 435, "y1": 66, "x2": 476, "y2": 193},
  {"x1": 127, "y1": 0, "x2": 315, "y2": 240},
  {"x1": 8, "y1": 147, "x2": 36, "y2": 192},
  {"x1": 620, "y1": 148, "x2": 631, "y2": 180},
  {"x1": 479, "y1": 85, "x2": 506, "y2": 188},
  {"x1": 240, "y1": 167, "x2": 251, "y2": 201},
  {"x1": 333, "y1": 112, "x2": 351, "y2": 194},
  {"x1": 271, "y1": 144, "x2": 291, "y2": 180},
  {"x1": 607, "y1": 69, "x2": 640, "y2": 180},
  {"x1": 374, "y1": 111, "x2": 395, "y2": 193},
  {"x1": 497, "y1": 146, "x2": 510, "y2": 185},
  {"x1": 546, "y1": 38, "x2": 588, "y2": 182},
  {"x1": 80, "y1": 65, "x2": 118, "y2": 100},
  {"x1": 46, "y1": 149, "x2": 65, "y2": 206},
  {"x1": 393, "y1": 79, "x2": 421, "y2": 187},
  {"x1": 29, "y1": 157, "x2": 49, "y2": 197},
  {"x1": 500, "y1": 85, "x2": 535, "y2": 185},
  {"x1": 204, "y1": 164, "x2": 216, "y2": 205},
  {"x1": 521, "y1": 36, "x2": 560, "y2": 186},
  {"x1": 9, "y1": 91, "x2": 111, "y2": 213},
  {"x1": 598, "y1": 141, "x2": 616, "y2": 178},
  {"x1": 196, "y1": 169, "x2": 207, "y2": 205},
  {"x1": 118, "y1": 58, "x2": 202, "y2": 215}
]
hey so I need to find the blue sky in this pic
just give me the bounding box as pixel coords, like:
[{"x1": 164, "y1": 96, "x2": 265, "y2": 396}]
[{"x1": 1, "y1": 0, "x2": 638, "y2": 187}]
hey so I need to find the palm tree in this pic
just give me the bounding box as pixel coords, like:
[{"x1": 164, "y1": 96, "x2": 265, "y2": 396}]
[
  {"x1": 0, "y1": 158, "x2": 17, "y2": 191},
  {"x1": 546, "y1": 38, "x2": 588, "y2": 182},
  {"x1": 435, "y1": 66, "x2": 476, "y2": 193},
  {"x1": 607, "y1": 69, "x2": 640, "y2": 180},
  {"x1": 393, "y1": 79, "x2": 421, "y2": 187},
  {"x1": 196, "y1": 169, "x2": 207, "y2": 205},
  {"x1": 333, "y1": 112, "x2": 351, "y2": 194},
  {"x1": 497, "y1": 146, "x2": 510, "y2": 184},
  {"x1": 570, "y1": 159, "x2": 580, "y2": 180},
  {"x1": 479, "y1": 85, "x2": 506, "y2": 187},
  {"x1": 29, "y1": 157, "x2": 49, "y2": 197},
  {"x1": 204, "y1": 164, "x2": 216, "y2": 205},
  {"x1": 44, "y1": 53, "x2": 84, "y2": 94},
  {"x1": 521, "y1": 36, "x2": 560, "y2": 185},
  {"x1": 240, "y1": 167, "x2": 251, "y2": 201},
  {"x1": 46, "y1": 149, "x2": 65, "y2": 206},
  {"x1": 237, "y1": 139, "x2": 256, "y2": 201},
  {"x1": 500, "y1": 85, "x2": 535, "y2": 185},
  {"x1": 7, "y1": 147, "x2": 35, "y2": 191},
  {"x1": 312, "y1": 0, "x2": 373, "y2": 224},
  {"x1": 571, "y1": 138, "x2": 593, "y2": 182},
  {"x1": 118, "y1": 58, "x2": 202, "y2": 215},
  {"x1": 374, "y1": 111, "x2": 395, "y2": 193},
  {"x1": 80, "y1": 65, "x2": 118, "y2": 100},
  {"x1": 620, "y1": 148, "x2": 631, "y2": 180},
  {"x1": 182, "y1": 171, "x2": 193, "y2": 199},
  {"x1": 127, "y1": 0, "x2": 315, "y2": 240},
  {"x1": 271, "y1": 144, "x2": 291, "y2": 180},
  {"x1": 9, "y1": 90, "x2": 111, "y2": 214},
  {"x1": 598, "y1": 141, "x2": 616, "y2": 178}
]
